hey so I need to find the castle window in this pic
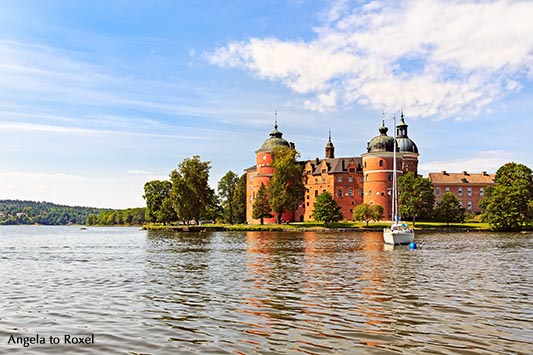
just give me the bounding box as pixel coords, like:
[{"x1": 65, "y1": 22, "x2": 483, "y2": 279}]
[
  {"x1": 307, "y1": 170, "x2": 311, "y2": 175},
  {"x1": 467, "y1": 187, "x2": 472, "y2": 196},
  {"x1": 480, "y1": 187, "x2": 484, "y2": 196},
  {"x1": 315, "y1": 178, "x2": 318, "y2": 184},
  {"x1": 364, "y1": 162, "x2": 367, "y2": 168},
  {"x1": 321, "y1": 169, "x2": 326, "y2": 174},
  {"x1": 436, "y1": 187, "x2": 441, "y2": 195},
  {"x1": 349, "y1": 168, "x2": 355, "y2": 173},
  {"x1": 322, "y1": 178, "x2": 326, "y2": 183},
  {"x1": 379, "y1": 160, "x2": 383, "y2": 167},
  {"x1": 337, "y1": 189, "x2": 342, "y2": 197},
  {"x1": 445, "y1": 186, "x2": 450, "y2": 193},
  {"x1": 348, "y1": 176, "x2": 353, "y2": 182},
  {"x1": 388, "y1": 174, "x2": 392, "y2": 181},
  {"x1": 315, "y1": 190, "x2": 318, "y2": 197},
  {"x1": 368, "y1": 189, "x2": 372, "y2": 196},
  {"x1": 458, "y1": 187, "x2": 463, "y2": 196},
  {"x1": 359, "y1": 189, "x2": 364, "y2": 196},
  {"x1": 306, "y1": 202, "x2": 309, "y2": 206},
  {"x1": 348, "y1": 188, "x2": 353, "y2": 196},
  {"x1": 467, "y1": 201, "x2": 472, "y2": 210},
  {"x1": 338, "y1": 176, "x2": 342, "y2": 183},
  {"x1": 366, "y1": 174, "x2": 369, "y2": 182}
]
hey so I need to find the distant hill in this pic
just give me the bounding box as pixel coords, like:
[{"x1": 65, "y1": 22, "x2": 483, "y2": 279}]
[{"x1": 0, "y1": 199, "x2": 108, "y2": 225}]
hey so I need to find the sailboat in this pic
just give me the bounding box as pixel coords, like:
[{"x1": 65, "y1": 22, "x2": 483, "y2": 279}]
[{"x1": 383, "y1": 114, "x2": 415, "y2": 245}]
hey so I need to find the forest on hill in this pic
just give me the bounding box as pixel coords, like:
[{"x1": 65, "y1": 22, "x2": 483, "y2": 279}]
[{"x1": 0, "y1": 200, "x2": 145, "y2": 226}]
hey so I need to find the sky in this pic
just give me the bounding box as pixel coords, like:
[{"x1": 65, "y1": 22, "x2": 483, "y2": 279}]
[{"x1": 1, "y1": 0, "x2": 532, "y2": 209}]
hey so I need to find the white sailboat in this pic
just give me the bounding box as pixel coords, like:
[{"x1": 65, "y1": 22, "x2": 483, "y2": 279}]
[{"x1": 383, "y1": 114, "x2": 414, "y2": 245}]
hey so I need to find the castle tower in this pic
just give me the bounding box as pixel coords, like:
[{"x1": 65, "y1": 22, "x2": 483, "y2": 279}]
[
  {"x1": 360, "y1": 115, "x2": 419, "y2": 220},
  {"x1": 361, "y1": 121, "x2": 398, "y2": 220},
  {"x1": 325, "y1": 130, "x2": 335, "y2": 158},
  {"x1": 246, "y1": 118, "x2": 295, "y2": 224}
]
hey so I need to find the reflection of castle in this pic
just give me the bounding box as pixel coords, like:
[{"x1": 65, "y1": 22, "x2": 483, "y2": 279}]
[{"x1": 246, "y1": 114, "x2": 419, "y2": 224}]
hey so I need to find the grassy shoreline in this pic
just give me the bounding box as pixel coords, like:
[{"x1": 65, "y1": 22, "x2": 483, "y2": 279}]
[{"x1": 142, "y1": 221, "x2": 500, "y2": 232}]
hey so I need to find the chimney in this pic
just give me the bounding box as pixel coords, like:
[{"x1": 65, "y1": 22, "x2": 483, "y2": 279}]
[
  {"x1": 342, "y1": 160, "x2": 345, "y2": 171},
  {"x1": 462, "y1": 171, "x2": 468, "y2": 175},
  {"x1": 441, "y1": 170, "x2": 447, "y2": 175},
  {"x1": 481, "y1": 171, "x2": 487, "y2": 176}
]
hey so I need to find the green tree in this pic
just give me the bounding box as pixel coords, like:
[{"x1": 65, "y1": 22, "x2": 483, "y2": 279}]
[
  {"x1": 252, "y1": 183, "x2": 272, "y2": 225},
  {"x1": 217, "y1": 170, "x2": 239, "y2": 224},
  {"x1": 398, "y1": 172, "x2": 435, "y2": 226},
  {"x1": 371, "y1": 204, "x2": 384, "y2": 222},
  {"x1": 434, "y1": 192, "x2": 465, "y2": 226},
  {"x1": 232, "y1": 173, "x2": 247, "y2": 224},
  {"x1": 312, "y1": 191, "x2": 343, "y2": 226},
  {"x1": 480, "y1": 162, "x2": 533, "y2": 231},
  {"x1": 170, "y1": 155, "x2": 215, "y2": 225},
  {"x1": 158, "y1": 198, "x2": 177, "y2": 225},
  {"x1": 268, "y1": 146, "x2": 305, "y2": 224},
  {"x1": 353, "y1": 203, "x2": 374, "y2": 226},
  {"x1": 143, "y1": 180, "x2": 172, "y2": 222},
  {"x1": 86, "y1": 213, "x2": 98, "y2": 226}
]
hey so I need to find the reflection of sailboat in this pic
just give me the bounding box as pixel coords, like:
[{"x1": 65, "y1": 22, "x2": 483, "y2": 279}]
[{"x1": 383, "y1": 114, "x2": 414, "y2": 245}]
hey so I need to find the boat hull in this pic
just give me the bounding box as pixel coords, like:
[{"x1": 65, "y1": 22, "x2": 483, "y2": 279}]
[{"x1": 383, "y1": 229, "x2": 414, "y2": 245}]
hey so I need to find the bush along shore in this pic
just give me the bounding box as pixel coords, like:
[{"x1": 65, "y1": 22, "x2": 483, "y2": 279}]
[{"x1": 142, "y1": 221, "x2": 507, "y2": 233}]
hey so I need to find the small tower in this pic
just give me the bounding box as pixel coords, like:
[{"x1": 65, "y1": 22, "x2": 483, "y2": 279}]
[{"x1": 325, "y1": 130, "x2": 335, "y2": 158}]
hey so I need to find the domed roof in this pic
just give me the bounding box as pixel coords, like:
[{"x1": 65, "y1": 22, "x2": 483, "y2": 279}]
[
  {"x1": 367, "y1": 121, "x2": 395, "y2": 153},
  {"x1": 257, "y1": 123, "x2": 290, "y2": 152},
  {"x1": 395, "y1": 114, "x2": 418, "y2": 153},
  {"x1": 397, "y1": 137, "x2": 418, "y2": 153}
]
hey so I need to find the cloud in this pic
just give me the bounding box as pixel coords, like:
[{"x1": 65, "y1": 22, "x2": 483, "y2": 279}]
[{"x1": 208, "y1": 0, "x2": 533, "y2": 118}]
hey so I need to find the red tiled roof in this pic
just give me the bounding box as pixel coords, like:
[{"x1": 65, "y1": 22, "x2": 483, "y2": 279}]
[{"x1": 428, "y1": 171, "x2": 495, "y2": 185}]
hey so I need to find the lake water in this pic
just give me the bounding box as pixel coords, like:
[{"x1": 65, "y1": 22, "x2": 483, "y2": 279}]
[{"x1": 0, "y1": 226, "x2": 531, "y2": 354}]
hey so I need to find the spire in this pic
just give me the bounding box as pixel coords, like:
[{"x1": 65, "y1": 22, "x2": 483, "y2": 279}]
[
  {"x1": 274, "y1": 110, "x2": 278, "y2": 130},
  {"x1": 325, "y1": 129, "x2": 335, "y2": 158},
  {"x1": 396, "y1": 110, "x2": 408, "y2": 138}
]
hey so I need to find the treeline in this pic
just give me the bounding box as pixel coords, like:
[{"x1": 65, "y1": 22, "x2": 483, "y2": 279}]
[
  {"x1": 86, "y1": 208, "x2": 146, "y2": 226},
  {"x1": 0, "y1": 200, "x2": 106, "y2": 225},
  {"x1": 0, "y1": 200, "x2": 146, "y2": 226}
]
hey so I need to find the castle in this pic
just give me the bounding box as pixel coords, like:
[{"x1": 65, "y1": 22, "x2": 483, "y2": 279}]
[{"x1": 245, "y1": 114, "x2": 494, "y2": 224}]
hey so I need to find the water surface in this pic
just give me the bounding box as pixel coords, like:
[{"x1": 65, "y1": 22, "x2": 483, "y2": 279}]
[{"x1": 0, "y1": 226, "x2": 531, "y2": 354}]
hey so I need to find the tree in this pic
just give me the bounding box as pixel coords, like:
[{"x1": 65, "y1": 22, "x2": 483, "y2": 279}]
[
  {"x1": 398, "y1": 172, "x2": 435, "y2": 226},
  {"x1": 158, "y1": 198, "x2": 177, "y2": 225},
  {"x1": 143, "y1": 180, "x2": 172, "y2": 222},
  {"x1": 313, "y1": 191, "x2": 343, "y2": 226},
  {"x1": 480, "y1": 162, "x2": 533, "y2": 231},
  {"x1": 268, "y1": 146, "x2": 305, "y2": 224},
  {"x1": 170, "y1": 155, "x2": 215, "y2": 225},
  {"x1": 353, "y1": 203, "x2": 373, "y2": 226},
  {"x1": 232, "y1": 173, "x2": 247, "y2": 224},
  {"x1": 217, "y1": 170, "x2": 239, "y2": 224},
  {"x1": 371, "y1": 204, "x2": 384, "y2": 222},
  {"x1": 86, "y1": 214, "x2": 98, "y2": 226},
  {"x1": 434, "y1": 192, "x2": 465, "y2": 226},
  {"x1": 252, "y1": 183, "x2": 272, "y2": 225}
]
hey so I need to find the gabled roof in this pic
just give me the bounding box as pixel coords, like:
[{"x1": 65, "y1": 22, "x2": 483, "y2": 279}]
[
  {"x1": 428, "y1": 171, "x2": 496, "y2": 185},
  {"x1": 305, "y1": 157, "x2": 362, "y2": 175}
]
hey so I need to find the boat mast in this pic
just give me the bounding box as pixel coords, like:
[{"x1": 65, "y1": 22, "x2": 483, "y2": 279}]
[{"x1": 392, "y1": 113, "x2": 397, "y2": 223}]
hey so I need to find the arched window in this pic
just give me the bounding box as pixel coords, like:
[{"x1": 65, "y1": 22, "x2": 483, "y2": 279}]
[{"x1": 379, "y1": 160, "x2": 383, "y2": 167}]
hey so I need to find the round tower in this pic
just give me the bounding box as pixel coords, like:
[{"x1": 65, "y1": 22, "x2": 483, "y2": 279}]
[
  {"x1": 247, "y1": 120, "x2": 294, "y2": 224},
  {"x1": 395, "y1": 112, "x2": 419, "y2": 174},
  {"x1": 361, "y1": 121, "x2": 399, "y2": 220}
]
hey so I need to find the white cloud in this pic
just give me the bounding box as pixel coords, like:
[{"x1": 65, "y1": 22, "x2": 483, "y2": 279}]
[{"x1": 208, "y1": 0, "x2": 533, "y2": 118}]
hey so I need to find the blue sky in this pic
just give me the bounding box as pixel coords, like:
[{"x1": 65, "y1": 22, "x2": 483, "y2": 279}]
[{"x1": 1, "y1": 0, "x2": 532, "y2": 208}]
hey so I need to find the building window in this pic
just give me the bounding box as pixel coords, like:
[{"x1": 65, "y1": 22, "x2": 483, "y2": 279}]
[
  {"x1": 348, "y1": 176, "x2": 353, "y2": 182},
  {"x1": 368, "y1": 189, "x2": 372, "y2": 196},
  {"x1": 436, "y1": 187, "x2": 441, "y2": 196},
  {"x1": 315, "y1": 190, "x2": 318, "y2": 197},
  {"x1": 467, "y1": 201, "x2": 472, "y2": 210},
  {"x1": 349, "y1": 168, "x2": 355, "y2": 173},
  {"x1": 366, "y1": 174, "x2": 369, "y2": 182},
  {"x1": 360, "y1": 177, "x2": 364, "y2": 182},
  {"x1": 445, "y1": 186, "x2": 450, "y2": 193},
  {"x1": 337, "y1": 189, "x2": 342, "y2": 197},
  {"x1": 364, "y1": 162, "x2": 367, "y2": 168},
  {"x1": 458, "y1": 187, "x2": 463, "y2": 196},
  {"x1": 388, "y1": 174, "x2": 393, "y2": 181},
  {"x1": 480, "y1": 187, "x2": 484, "y2": 197},
  {"x1": 348, "y1": 188, "x2": 353, "y2": 196},
  {"x1": 315, "y1": 178, "x2": 318, "y2": 184},
  {"x1": 379, "y1": 160, "x2": 383, "y2": 167},
  {"x1": 360, "y1": 189, "x2": 364, "y2": 196},
  {"x1": 338, "y1": 176, "x2": 342, "y2": 183},
  {"x1": 459, "y1": 201, "x2": 463, "y2": 207},
  {"x1": 322, "y1": 178, "x2": 326, "y2": 183},
  {"x1": 307, "y1": 170, "x2": 311, "y2": 175},
  {"x1": 321, "y1": 169, "x2": 326, "y2": 174},
  {"x1": 467, "y1": 187, "x2": 472, "y2": 196},
  {"x1": 306, "y1": 202, "x2": 309, "y2": 206}
]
